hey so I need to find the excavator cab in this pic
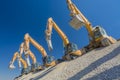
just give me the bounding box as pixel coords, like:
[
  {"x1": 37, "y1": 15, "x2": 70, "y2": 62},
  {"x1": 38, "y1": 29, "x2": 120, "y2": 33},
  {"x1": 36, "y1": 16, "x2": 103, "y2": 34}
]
[
  {"x1": 93, "y1": 26, "x2": 107, "y2": 41},
  {"x1": 69, "y1": 14, "x2": 85, "y2": 30},
  {"x1": 31, "y1": 63, "x2": 42, "y2": 72},
  {"x1": 21, "y1": 68, "x2": 31, "y2": 75},
  {"x1": 42, "y1": 56, "x2": 56, "y2": 67},
  {"x1": 64, "y1": 43, "x2": 79, "y2": 60},
  {"x1": 64, "y1": 43, "x2": 78, "y2": 55}
]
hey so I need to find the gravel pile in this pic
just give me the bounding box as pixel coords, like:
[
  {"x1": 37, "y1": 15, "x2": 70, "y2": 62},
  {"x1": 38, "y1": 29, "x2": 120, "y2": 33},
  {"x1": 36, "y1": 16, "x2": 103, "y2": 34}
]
[{"x1": 16, "y1": 41, "x2": 120, "y2": 80}]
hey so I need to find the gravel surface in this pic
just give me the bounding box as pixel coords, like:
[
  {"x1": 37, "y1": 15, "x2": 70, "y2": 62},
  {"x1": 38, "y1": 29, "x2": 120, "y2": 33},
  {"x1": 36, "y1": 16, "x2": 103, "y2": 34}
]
[{"x1": 16, "y1": 41, "x2": 120, "y2": 80}]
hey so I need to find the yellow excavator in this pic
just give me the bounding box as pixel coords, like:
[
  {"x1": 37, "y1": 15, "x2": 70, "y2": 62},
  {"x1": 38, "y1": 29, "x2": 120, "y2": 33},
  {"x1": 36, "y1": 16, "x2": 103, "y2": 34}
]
[
  {"x1": 9, "y1": 52, "x2": 30, "y2": 75},
  {"x1": 24, "y1": 33, "x2": 56, "y2": 67},
  {"x1": 19, "y1": 42, "x2": 43, "y2": 72},
  {"x1": 66, "y1": 0, "x2": 116, "y2": 52},
  {"x1": 45, "y1": 17, "x2": 83, "y2": 60}
]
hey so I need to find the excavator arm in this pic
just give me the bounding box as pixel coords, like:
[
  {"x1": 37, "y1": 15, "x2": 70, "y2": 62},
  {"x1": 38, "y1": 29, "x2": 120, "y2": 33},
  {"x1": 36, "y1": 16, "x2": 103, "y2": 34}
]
[
  {"x1": 67, "y1": 0, "x2": 80, "y2": 16},
  {"x1": 24, "y1": 33, "x2": 47, "y2": 57},
  {"x1": 9, "y1": 52, "x2": 27, "y2": 69},
  {"x1": 24, "y1": 50, "x2": 37, "y2": 64},
  {"x1": 24, "y1": 33, "x2": 56, "y2": 67},
  {"x1": 19, "y1": 42, "x2": 24, "y2": 55},
  {"x1": 45, "y1": 17, "x2": 69, "y2": 50}
]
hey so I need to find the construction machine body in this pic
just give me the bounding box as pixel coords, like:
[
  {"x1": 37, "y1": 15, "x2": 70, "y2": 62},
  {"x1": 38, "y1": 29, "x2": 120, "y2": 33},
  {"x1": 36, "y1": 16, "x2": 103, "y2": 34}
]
[
  {"x1": 67, "y1": 0, "x2": 116, "y2": 52},
  {"x1": 45, "y1": 18, "x2": 83, "y2": 60},
  {"x1": 24, "y1": 33, "x2": 56, "y2": 67},
  {"x1": 19, "y1": 42, "x2": 43, "y2": 72},
  {"x1": 9, "y1": 52, "x2": 31, "y2": 75}
]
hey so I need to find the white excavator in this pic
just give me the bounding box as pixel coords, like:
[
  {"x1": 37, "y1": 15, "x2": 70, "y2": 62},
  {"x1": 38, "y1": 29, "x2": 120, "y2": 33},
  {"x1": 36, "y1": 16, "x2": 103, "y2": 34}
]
[
  {"x1": 66, "y1": 0, "x2": 116, "y2": 52},
  {"x1": 9, "y1": 52, "x2": 30, "y2": 75},
  {"x1": 45, "y1": 17, "x2": 83, "y2": 60},
  {"x1": 24, "y1": 33, "x2": 56, "y2": 67}
]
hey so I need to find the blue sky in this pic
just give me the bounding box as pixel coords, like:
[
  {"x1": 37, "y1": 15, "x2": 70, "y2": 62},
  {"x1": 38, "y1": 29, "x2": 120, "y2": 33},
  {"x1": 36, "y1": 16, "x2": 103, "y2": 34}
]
[{"x1": 0, "y1": 0, "x2": 120, "y2": 80}]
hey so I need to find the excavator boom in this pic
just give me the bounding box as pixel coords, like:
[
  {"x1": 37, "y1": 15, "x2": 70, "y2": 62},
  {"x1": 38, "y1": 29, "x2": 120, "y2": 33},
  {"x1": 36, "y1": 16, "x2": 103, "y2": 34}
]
[{"x1": 24, "y1": 33, "x2": 47, "y2": 57}]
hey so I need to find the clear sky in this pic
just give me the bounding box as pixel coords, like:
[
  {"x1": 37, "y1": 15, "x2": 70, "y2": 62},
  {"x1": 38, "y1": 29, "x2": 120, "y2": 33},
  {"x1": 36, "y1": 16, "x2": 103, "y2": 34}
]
[{"x1": 0, "y1": 0, "x2": 120, "y2": 80}]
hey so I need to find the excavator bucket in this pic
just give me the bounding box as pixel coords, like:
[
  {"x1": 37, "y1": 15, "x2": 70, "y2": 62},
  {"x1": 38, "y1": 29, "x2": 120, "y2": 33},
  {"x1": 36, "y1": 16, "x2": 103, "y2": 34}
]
[
  {"x1": 9, "y1": 62, "x2": 16, "y2": 69},
  {"x1": 45, "y1": 28, "x2": 53, "y2": 51},
  {"x1": 47, "y1": 39, "x2": 53, "y2": 51},
  {"x1": 46, "y1": 35, "x2": 53, "y2": 51},
  {"x1": 69, "y1": 14, "x2": 85, "y2": 30}
]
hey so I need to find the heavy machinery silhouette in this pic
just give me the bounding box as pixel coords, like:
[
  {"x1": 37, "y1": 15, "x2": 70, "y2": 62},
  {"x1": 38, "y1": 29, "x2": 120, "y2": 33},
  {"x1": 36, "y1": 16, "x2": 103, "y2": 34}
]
[
  {"x1": 45, "y1": 17, "x2": 83, "y2": 60},
  {"x1": 24, "y1": 33, "x2": 56, "y2": 67},
  {"x1": 9, "y1": 52, "x2": 30, "y2": 75},
  {"x1": 66, "y1": 0, "x2": 116, "y2": 52}
]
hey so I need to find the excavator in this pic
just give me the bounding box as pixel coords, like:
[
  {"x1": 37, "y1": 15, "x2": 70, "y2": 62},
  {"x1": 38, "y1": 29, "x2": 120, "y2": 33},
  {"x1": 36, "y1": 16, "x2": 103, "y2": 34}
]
[
  {"x1": 19, "y1": 42, "x2": 43, "y2": 72},
  {"x1": 66, "y1": 0, "x2": 116, "y2": 52},
  {"x1": 24, "y1": 33, "x2": 56, "y2": 67},
  {"x1": 45, "y1": 17, "x2": 83, "y2": 60},
  {"x1": 9, "y1": 52, "x2": 30, "y2": 75}
]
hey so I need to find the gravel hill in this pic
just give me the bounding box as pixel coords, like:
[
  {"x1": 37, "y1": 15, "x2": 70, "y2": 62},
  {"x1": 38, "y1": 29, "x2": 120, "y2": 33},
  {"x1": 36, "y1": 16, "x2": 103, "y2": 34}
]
[{"x1": 15, "y1": 41, "x2": 120, "y2": 80}]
